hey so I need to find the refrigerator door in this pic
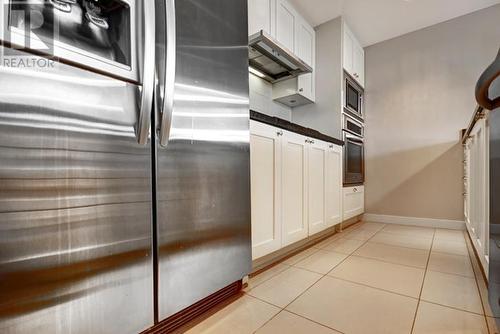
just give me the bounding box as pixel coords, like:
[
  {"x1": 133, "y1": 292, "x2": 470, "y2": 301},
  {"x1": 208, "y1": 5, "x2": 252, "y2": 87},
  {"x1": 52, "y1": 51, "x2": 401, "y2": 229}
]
[
  {"x1": 156, "y1": 0, "x2": 251, "y2": 320},
  {"x1": 0, "y1": 1, "x2": 155, "y2": 333}
]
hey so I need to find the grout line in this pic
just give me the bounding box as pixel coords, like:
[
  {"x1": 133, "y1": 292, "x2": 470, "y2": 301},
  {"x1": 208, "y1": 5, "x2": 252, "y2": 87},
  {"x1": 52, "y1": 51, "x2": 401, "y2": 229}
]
[
  {"x1": 246, "y1": 263, "x2": 292, "y2": 291},
  {"x1": 410, "y1": 227, "x2": 436, "y2": 334},
  {"x1": 418, "y1": 299, "x2": 485, "y2": 317},
  {"x1": 350, "y1": 253, "x2": 429, "y2": 270}
]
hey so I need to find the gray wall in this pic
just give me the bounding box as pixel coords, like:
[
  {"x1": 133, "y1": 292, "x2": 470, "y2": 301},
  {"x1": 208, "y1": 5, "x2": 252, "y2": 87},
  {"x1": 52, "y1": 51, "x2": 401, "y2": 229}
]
[
  {"x1": 364, "y1": 4, "x2": 500, "y2": 221},
  {"x1": 292, "y1": 17, "x2": 343, "y2": 139}
]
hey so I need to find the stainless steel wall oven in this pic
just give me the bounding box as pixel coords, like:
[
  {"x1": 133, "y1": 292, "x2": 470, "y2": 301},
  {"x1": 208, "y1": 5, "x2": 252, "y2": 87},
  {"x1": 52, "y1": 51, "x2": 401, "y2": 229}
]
[{"x1": 343, "y1": 114, "x2": 364, "y2": 185}]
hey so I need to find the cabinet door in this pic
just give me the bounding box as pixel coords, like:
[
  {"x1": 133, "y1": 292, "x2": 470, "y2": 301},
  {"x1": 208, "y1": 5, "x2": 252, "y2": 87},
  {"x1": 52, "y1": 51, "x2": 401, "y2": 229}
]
[
  {"x1": 307, "y1": 139, "x2": 327, "y2": 235},
  {"x1": 353, "y1": 43, "x2": 365, "y2": 87},
  {"x1": 275, "y1": 0, "x2": 297, "y2": 52},
  {"x1": 296, "y1": 17, "x2": 315, "y2": 102},
  {"x1": 248, "y1": 0, "x2": 275, "y2": 37},
  {"x1": 281, "y1": 130, "x2": 307, "y2": 246},
  {"x1": 326, "y1": 144, "x2": 342, "y2": 226},
  {"x1": 343, "y1": 186, "x2": 364, "y2": 221},
  {"x1": 250, "y1": 121, "x2": 282, "y2": 259},
  {"x1": 343, "y1": 25, "x2": 354, "y2": 75}
]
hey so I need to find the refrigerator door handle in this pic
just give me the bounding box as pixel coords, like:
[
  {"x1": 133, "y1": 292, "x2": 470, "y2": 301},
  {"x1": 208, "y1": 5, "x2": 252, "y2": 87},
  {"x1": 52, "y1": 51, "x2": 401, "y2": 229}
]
[
  {"x1": 159, "y1": 0, "x2": 176, "y2": 147},
  {"x1": 135, "y1": 1, "x2": 156, "y2": 145}
]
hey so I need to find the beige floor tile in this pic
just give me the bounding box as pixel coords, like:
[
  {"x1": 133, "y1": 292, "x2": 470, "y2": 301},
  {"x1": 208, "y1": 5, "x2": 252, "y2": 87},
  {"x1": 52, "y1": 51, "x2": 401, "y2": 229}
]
[
  {"x1": 322, "y1": 238, "x2": 366, "y2": 254},
  {"x1": 248, "y1": 267, "x2": 322, "y2": 307},
  {"x1": 435, "y1": 228, "x2": 466, "y2": 242},
  {"x1": 421, "y1": 270, "x2": 483, "y2": 314},
  {"x1": 283, "y1": 247, "x2": 319, "y2": 265},
  {"x1": 487, "y1": 317, "x2": 500, "y2": 334},
  {"x1": 255, "y1": 310, "x2": 341, "y2": 334},
  {"x1": 413, "y1": 301, "x2": 488, "y2": 334},
  {"x1": 357, "y1": 221, "x2": 386, "y2": 231},
  {"x1": 312, "y1": 234, "x2": 344, "y2": 249},
  {"x1": 186, "y1": 295, "x2": 280, "y2": 334},
  {"x1": 353, "y1": 242, "x2": 429, "y2": 268},
  {"x1": 294, "y1": 250, "x2": 348, "y2": 274},
  {"x1": 382, "y1": 224, "x2": 435, "y2": 239},
  {"x1": 428, "y1": 252, "x2": 474, "y2": 277},
  {"x1": 342, "y1": 228, "x2": 378, "y2": 241},
  {"x1": 246, "y1": 263, "x2": 290, "y2": 291},
  {"x1": 286, "y1": 276, "x2": 417, "y2": 334},
  {"x1": 328, "y1": 255, "x2": 425, "y2": 298},
  {"x1": 370, "y1": 231, "x2": 433, "y2": 250},
  {"x1": 432, "y1": 238, "x2": 469, "y2": 256}
]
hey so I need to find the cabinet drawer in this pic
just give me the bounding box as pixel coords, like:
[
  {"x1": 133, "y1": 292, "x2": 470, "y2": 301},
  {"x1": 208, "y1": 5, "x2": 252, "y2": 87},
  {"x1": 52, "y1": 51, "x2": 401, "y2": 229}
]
[{"x1": 343, "y1": 186, "x2": 364, "y2": 221}]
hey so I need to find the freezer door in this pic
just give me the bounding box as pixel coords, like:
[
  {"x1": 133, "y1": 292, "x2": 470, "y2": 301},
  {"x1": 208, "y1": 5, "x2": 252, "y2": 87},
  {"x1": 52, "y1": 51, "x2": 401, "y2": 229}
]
[
  {"x1": 156, "y1": 0, "x2": 251, "y2": 320},
  {"x1": 0, "y1": 47, "x2": 153, "y2": 334}
]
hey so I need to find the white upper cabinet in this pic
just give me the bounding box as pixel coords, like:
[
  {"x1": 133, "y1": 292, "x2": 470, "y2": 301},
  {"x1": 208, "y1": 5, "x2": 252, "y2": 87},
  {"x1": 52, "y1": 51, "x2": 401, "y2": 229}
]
[
  {"x1": 248, "y1": 0, "x2": 275, "y2": 36},
  {"x1": 295, "y1": 17, "x2": 314, "y2": 66},
  {"x1": 275, "y1": 0, "x2": 297, "y2": 52},
  {"x1": 343, "y1": 22, "x2": 365, "y2": 87}
]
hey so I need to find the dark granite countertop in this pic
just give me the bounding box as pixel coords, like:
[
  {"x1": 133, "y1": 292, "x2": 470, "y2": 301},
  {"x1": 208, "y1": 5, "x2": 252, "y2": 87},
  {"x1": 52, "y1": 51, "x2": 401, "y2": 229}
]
[{"x1": 250, "y1": 110, "x2": 344, "y2": 146}]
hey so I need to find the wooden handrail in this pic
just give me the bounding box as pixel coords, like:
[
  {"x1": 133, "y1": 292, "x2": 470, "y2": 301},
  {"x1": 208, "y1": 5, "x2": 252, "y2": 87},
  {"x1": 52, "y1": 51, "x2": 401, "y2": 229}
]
[{"x1": 475, "y1": 47, "x2": 500, "y2": 110}]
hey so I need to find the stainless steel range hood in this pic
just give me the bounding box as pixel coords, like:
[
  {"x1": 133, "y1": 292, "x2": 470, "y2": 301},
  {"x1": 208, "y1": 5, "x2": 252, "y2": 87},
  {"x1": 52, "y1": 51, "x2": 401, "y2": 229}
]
[{"x1": 249, "y1": 30, "x2": 312, "y2": 83}]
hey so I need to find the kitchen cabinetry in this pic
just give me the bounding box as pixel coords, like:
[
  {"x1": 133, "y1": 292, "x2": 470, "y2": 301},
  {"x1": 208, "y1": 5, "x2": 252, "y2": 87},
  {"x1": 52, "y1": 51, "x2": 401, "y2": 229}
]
[
  {"x1": 250, "y1": 122, "x2": 282, "y2": 259},
  {"x1": 343, "y1": 22, "x2": 364, "y2": 87},
  {"x1": 326, "y1": 144, "x2": 343, "y2": 226},
  {"x1": 307, "y1": 139, "x2": 327, "y2": 235},
  {"x1": 281, "y1": 130, "x2": 308, "y2": 245},
  {"x1": 343, "y1": 186, "x2": 364, "y2": 220},
  {"x1": 250, "y1": 120, "x2": 343, "y2": 259},
  {"x1": 248, "y1": 0, "x2": 316, "y2": 106},
  {"x1": 464, "y1": 117, "x2": 489, "y2": 273},
  {"x1": 248, "y1": 0, "x2": 275, "y2": 36},
  {"x1": 275, "y1": 0, "x2": 297, "y2": 52}
]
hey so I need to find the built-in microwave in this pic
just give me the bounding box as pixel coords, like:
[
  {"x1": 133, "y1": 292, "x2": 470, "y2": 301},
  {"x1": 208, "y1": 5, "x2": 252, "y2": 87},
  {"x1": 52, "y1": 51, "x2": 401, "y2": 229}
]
[{"x1": 344, "y1": 72, "x2": 364, "y2": 121}]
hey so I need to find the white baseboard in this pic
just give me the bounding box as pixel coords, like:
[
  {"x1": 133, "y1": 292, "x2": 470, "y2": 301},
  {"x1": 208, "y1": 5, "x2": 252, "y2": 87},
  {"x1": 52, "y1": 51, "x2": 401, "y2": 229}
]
[{"x1": 363, "y1": 213, "x2": 465, "y2": 230}]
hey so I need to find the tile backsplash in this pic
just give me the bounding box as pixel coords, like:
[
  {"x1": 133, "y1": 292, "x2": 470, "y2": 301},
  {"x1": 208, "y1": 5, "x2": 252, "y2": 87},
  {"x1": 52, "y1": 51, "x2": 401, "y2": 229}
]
[{"x1": 249, "y1": 73, "x2": 291, "y2": 121}]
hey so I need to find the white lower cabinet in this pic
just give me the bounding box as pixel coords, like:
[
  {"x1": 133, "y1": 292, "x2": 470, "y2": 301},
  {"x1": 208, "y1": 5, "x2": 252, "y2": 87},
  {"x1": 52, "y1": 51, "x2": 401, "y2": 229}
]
[
  {"x1": 343, "y1": 186, "x2": 364, "y2": 221},
  {"x1": 325, "y1": 144, "x2": 343, "y2": 226},
  {"x1": 281, "y1": 130, "x2": 308, "y2": 246},
  {"x1": 250, "y1": 122, "x2": 282, "y2": 259},
  {"x1": 250, "y1": 120, "x2": 344, "y2": 259},
  {"x1": 307, "y1": 139, "x2": 327, "y2": 235}
]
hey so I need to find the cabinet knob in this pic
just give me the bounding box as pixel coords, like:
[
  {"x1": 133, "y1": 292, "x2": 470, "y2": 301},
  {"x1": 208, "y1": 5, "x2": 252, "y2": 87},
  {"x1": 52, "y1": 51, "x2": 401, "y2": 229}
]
[
  {"x1": 299, "y1": 88, "x2": 304, "y2": 92},
  {"x1": 329, "y1": 144, "x2": 334, "y2": 148},
  {"x1": 277, "y1": 130, "x2": 283, "y2": 136},
  {"x1": 353, "y1": 188, "x2": 358, "y2": 192}
]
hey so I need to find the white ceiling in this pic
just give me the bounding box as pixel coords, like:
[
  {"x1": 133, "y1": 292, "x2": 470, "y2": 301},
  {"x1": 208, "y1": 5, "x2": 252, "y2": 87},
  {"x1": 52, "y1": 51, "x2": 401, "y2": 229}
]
[{"x1": 289, "y1": 0, "x2": 500, "y2": 46}]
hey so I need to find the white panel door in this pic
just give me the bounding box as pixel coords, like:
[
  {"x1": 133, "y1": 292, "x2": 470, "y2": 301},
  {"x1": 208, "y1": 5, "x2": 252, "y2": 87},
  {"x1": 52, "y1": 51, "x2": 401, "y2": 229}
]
[
  {"x1": 250, "y1": 121, "x2": 282, "y2": 259},
  {"x1": 353, "y1": 43, "x2": 365, "y2": 87},
  {"x1": 343, "y1": 186, "x2": 364, "y2": 221},
  {"x1": 307, "y1": 139, "x2": 327, "y2": 235},
  {"x1": 275, "y1": 0, "x2": 297, "y2": 52},
  {"x1": 248, "y1": 0, "x2": 275, "y2": 36},
  {"x1": 281, "y1": 130, "x2": 307, "y2": 246},
  {"x1": 296, "y1": 17, "x2": 315, "y2": 102},
  {"x1": 343, "y1": 25, "x2": 354, "y2": 75},
  {"x1": 325, "y1": 144, "x2": 342, "y2": 227}
]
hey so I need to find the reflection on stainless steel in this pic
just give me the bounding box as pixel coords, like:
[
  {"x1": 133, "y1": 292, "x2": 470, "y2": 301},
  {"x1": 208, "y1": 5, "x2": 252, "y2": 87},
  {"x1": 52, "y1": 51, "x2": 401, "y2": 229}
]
[
  {"x1": 155, "y1": 0, "x2": 251, "y2": 320},
  {"x1": 0, "y1": 0, "x2": 139, "y2": 82},
  {"x1": 0, "y1": 47, "x2": 153, "y2": 334}
]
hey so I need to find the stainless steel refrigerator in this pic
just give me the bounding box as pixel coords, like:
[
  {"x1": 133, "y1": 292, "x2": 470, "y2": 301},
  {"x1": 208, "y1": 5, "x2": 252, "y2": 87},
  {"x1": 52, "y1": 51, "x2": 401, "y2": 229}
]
[{"x1": 0, "y1": 0, "x2": 250, "y2": 333}]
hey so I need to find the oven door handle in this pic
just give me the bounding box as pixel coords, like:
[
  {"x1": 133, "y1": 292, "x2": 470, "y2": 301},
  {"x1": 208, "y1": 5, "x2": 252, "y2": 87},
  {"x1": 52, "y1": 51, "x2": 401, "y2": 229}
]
[
  {"x1": 159, "y1": 0, "x2": 176, "y2": 147},
  {"x1": 345, "y1": 133, "x2": 364, "y2": 143},
  {"x1": 135, "y1": 1, "x2": 156, "y2": 144}
]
